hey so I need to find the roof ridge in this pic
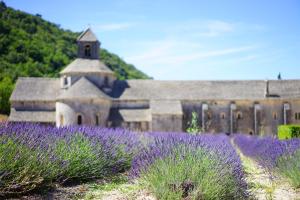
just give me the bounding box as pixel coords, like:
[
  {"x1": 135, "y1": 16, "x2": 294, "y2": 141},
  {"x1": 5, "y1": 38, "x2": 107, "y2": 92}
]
[
  {"x1": 18, "y1": 77, "x2": 59, "y2": 80},
  {"x1": 127, "y1": 79, "x2": 300, "y2": 82}
]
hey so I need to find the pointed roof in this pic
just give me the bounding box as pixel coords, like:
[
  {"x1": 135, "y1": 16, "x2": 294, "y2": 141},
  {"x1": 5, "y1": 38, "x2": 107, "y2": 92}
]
[
  {"x1": 77, "y1": 28, "x2": 98, "y2": 42},
  {"x1": 60, "y1": 58, "x2": 114, "y2": 75},
  {"x1": 57, "y1": 77, "x2": 111, "y2": 100}
]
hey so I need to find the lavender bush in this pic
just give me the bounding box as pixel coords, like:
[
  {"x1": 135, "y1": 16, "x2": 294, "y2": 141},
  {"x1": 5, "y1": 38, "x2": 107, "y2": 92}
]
[
  {"x1": 234, "y1": 134, "x2": 300, "y2": 188},
  {"x1": 0, "y1": 123, "x2": 141, "y2": 196},
  {"x1": 131, "y1": 132, "x2": 248, "y2": 199}
]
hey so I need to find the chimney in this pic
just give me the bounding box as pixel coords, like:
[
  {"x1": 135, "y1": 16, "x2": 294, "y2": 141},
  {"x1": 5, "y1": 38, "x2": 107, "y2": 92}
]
[{"x1": 265, "y1": 80, "x2": 269, "y2": 98}]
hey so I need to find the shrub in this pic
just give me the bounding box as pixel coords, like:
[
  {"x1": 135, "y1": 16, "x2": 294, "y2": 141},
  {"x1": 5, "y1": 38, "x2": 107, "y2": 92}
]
[
  {"x1": 186, "y1": 112, "x2": 202, "y2": 134},
  {"x1": 131, "y1": 133, "x2": 248, "y2": 199},
  {"x1": 53, "y1": 133, "x2": 108, "y2": 183},
  {"x1": 0, "y1": 135, "x2": 59, "y2": 195},
  {"x1": 277, "y1": 149, "x2": 300, "y2": 188},
  {"x1": 0, "y1": 123, "x2": 141, "y2": 197},
  {"x1": 278, "y1": 125, "x2": 300, "y2": 140},
  {"x1": 141, "y1": 147, "x2": 243, "y2": 199}
]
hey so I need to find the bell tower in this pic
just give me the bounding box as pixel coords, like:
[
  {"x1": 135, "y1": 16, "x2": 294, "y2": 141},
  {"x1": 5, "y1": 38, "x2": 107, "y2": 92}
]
[{"x1": 77, "y1": 28, "x2": 100, "y2": 59}]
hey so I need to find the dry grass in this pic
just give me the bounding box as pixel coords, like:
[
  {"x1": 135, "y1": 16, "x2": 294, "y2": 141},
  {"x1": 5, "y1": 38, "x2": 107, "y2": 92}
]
[{"x1": 0, "y1": 114, "x2": 8, "y2": 122}]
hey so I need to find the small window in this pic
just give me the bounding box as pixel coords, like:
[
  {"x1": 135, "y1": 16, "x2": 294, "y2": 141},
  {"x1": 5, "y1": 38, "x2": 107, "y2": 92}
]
[
  {"x1": 77, "y1": 115, "x2": 82, "y2": 125},
  {"x1": 236, "y1": 112, "x2": 242, "y2": 120},
  {"x1": 60, "y1": 114, "x2": 64, "y2": 126},
  {"x1": 295, "y1": 112, "x2": 300, "y2": 120},
  {"x1": 84, "y1": 45, "x2": 91, "y2": 57},
  {"x1": 207, "y1": 113, "x2": 212, "y2": 120},
  {"x1": 273, "y1": 112, "x2": 278, "y2": 120},
  {"x1": 64, "y1": 76, "x2": 68, "y2": 85},
  {"x1": 220, "y1": 112, "x2": 226, "y2": 119},
  {"x1": 104, "y1": 76, "x2": 109, "y2": 86},
  {"x1": 95, "y1": 115, "x2": 99, "y2": 126},
  {"x1": 141, "y1": 122, "x2": 148, "y2": 131}
]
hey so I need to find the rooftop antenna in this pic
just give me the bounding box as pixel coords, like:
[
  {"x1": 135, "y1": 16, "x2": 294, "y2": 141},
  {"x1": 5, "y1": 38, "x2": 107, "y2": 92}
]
[{"x1": 277, "y1": 72, "x2": 282, "y2": 80}]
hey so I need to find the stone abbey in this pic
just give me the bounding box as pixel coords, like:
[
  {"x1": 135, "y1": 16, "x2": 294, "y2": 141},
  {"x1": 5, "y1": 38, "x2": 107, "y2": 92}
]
[{"x1": 9, "y1": 28, "x2": 300, "y2": 135}]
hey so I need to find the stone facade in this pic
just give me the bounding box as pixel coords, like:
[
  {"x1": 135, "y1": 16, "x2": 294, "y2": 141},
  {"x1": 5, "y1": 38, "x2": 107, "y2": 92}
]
[{"x1": 9, "y1": 28, "x2": 300, "y2": 135}]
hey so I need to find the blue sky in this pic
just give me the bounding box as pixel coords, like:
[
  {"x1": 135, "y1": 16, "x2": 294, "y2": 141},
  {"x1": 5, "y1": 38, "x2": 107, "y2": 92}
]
[{"x1": 5, "y1": 0, "x2": 300, "y2": 80}]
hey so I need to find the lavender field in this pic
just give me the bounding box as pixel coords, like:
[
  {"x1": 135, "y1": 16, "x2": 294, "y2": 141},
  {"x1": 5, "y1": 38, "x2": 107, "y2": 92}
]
[
  {"x1": 0, "y1": 123, "x2": 300, "y2": 199},
  {"x1": 234, "y1": 134, "x2": 300, "y2": 189}
]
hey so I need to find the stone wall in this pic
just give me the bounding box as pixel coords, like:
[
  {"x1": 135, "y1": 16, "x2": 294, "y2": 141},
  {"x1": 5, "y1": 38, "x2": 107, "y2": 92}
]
[
  {"x1": 181, "y1": 99, "x2": 300, "y2": 135},
  {"x1": 12, "y1": 101, "x2": 55, "y2": 111},
  {"x1": 151, "y1": 114, "x2": 182, "y2": 132},
  {"x1": 56, "y1": 99, "x2": 111, "y2": 127}
]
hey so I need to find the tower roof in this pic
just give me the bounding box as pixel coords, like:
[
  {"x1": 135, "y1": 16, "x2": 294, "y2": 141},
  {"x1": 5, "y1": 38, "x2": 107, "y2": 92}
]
[
  {"x1": 77, "y1": 28, "x2": 98, "y2": 42},
  {"x1": 60, "y1": 58, "x2": 114, "y2": 75}
]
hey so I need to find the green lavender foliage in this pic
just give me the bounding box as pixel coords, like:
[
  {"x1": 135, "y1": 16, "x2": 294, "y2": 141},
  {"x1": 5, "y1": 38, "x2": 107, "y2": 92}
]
[
  {"x1": 140, "y1": 147, "x2": 243, "y2": 200},
  {"x1": 277, "y1": 149, "x2": 300, "y2": 188}
]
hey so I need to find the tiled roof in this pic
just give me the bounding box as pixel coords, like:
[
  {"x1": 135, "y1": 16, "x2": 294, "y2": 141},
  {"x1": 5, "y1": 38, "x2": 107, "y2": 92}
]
[
  {"x1": 60, "y1": 58, "x2": 113, "y2": 75},
  {"x1": 151, "y1": 100, "x2": 183, "y2": 115},
  {"x1": 108, "y1": 108, "x2": 151, "y2": 122},
  {"x1": 113, "y1": 80, "x2": 300, "y2": 100},
  {"x1": 57, "y1": 77, "x2": 110, "y2": 100},
  {"x1": 10, "y1": 77, "x2": 60, "y2": 101}
]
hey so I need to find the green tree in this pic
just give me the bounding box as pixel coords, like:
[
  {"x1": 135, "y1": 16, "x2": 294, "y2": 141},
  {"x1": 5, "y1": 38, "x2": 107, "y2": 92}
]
[
  {"x1": 0, "y1": 1, "x2": 150, "y2": 114},
  {"x1": 0, "y1": 77, "x2": 14, "y2": 114}
]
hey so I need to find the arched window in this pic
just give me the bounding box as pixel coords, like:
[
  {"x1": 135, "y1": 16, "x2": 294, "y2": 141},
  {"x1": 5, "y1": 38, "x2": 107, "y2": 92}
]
[
  {"x1": 104, "y1": 76, "x2": 109, "y2": 86},
  {"x1": 236, "y1": 112, "x2": 242, "y2": 120},
  {"x1": 295, "y1": 112, "x2": 300, "y2": 120},
  {"x1": 220, "y1": 112, "x2": 226, "y2": 120},
  {"x1": 207, "y1": 112, "x2": 212, "y2": 120},
  {"x1": 77, "y1": 114, "x2": 82, "y2": 125},
  {"x1": 84, "y1": 45, "x2": 91, "y2": 57},
  {"x1": 273, "y1": 112, "x2": 278, "y2": 120},
  {"x1": 63, "y1": 76, "x2": 68, "y2": 86},
  {"x1": 95, "y1": 115, "x2": 99, "y2": 126}
]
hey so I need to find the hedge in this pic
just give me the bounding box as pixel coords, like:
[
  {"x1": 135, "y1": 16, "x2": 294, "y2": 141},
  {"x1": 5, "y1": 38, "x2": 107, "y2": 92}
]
[{"x1": 278, "y1": 125, "x2": 300, "y2": 140}]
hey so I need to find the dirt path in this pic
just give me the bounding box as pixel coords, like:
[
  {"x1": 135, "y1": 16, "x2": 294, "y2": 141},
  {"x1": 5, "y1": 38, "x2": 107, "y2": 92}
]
[
  {"x1": 231, "y1": 139, "x2": 300, "y2": 200},
  {"x1": 81, "y1": 182, "x2": 156, "y2": 200}
]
